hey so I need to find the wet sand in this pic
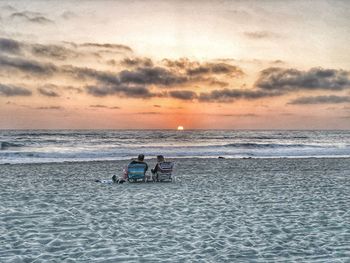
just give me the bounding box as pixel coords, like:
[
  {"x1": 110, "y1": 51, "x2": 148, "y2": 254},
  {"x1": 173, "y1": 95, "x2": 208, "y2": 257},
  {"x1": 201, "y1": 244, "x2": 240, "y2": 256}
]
[{"x1": 1, "y1": 158, "x2": 350, "y2": 262}]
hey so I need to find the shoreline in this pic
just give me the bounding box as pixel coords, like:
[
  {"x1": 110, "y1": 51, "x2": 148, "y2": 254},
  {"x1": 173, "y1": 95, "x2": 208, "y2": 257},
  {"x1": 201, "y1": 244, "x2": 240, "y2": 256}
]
[{"x1": 1, "y1": 156, "x2": 350, "y2": 166}]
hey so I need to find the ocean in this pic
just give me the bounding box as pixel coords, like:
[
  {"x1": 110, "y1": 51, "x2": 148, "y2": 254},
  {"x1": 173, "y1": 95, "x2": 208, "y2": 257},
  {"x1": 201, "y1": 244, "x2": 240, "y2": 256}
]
[{"x1": 1, "y1": 130, "x2": 350, "y2": 164}]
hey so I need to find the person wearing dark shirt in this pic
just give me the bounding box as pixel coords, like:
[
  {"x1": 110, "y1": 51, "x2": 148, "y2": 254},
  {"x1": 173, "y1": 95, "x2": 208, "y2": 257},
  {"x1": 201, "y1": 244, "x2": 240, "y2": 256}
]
[
  {"x1": 151, "y1": 155, "x2": 166, "y2": 181},
  {"x1": 112, "y1": 154, "x2": 148, "y2": 183},
  {"x1": 129, "y1": 154, "x2": 148, "y2": 172},
  {"x1": 151, "y1": 155, "x2": 164, "y2": 174}
]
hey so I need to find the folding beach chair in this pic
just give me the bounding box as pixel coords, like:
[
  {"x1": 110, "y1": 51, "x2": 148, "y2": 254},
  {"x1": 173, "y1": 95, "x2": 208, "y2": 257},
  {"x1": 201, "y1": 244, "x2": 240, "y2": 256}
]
[
  {"x1": 154, "y1": 161, "x2": 174, "y2": 182},
  {"x1": 127, "y1": 163, "x2": 147, "y2": 182}
]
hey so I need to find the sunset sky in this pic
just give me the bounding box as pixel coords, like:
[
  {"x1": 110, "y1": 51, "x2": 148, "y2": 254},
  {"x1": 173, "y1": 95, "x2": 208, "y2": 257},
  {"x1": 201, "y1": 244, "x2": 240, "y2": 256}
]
[{"x1": 1, "y1": 0, "x2": 350, "y2": 129}]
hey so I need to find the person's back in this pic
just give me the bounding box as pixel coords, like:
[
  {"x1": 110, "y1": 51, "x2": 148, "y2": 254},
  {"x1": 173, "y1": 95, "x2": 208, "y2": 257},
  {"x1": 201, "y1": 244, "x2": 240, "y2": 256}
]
[
  {"x1": 151, "y1": 155, "x2": 174, "y2": 181},
  {"x1": 113, "y1": 154, "x2": 148, "y2": 183},
  {"x1": 151, "y1": 155, "x2": 164, "y2": 174},
  {"x1": 126, "y1": 154, "x2": 148, "y2": 182},
  {"x1": 129, "y1": 154, "x2": 148, "y2": 172}
]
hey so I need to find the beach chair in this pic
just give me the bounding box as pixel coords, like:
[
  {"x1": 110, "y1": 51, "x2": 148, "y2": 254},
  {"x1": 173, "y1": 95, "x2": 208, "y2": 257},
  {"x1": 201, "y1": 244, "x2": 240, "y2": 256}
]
[
  {"x1": 154, "y1": 161, "x2": 174, "y2": 182},
  {"x1": 127, "y1": 163, "x2": 147, "y2": 182}
]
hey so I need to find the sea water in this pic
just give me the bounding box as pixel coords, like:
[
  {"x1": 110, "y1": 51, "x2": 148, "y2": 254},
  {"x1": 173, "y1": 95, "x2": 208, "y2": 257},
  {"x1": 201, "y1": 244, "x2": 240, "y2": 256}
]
[{"x1": 0, "y1": 130, "x2": 350, "y2": 164}]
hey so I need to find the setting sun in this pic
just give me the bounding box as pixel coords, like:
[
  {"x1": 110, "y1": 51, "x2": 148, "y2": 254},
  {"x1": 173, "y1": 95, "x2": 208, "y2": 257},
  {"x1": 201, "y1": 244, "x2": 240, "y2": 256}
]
[{"x1": 177, "y1": 126, "x2": 184, "y2": 131}]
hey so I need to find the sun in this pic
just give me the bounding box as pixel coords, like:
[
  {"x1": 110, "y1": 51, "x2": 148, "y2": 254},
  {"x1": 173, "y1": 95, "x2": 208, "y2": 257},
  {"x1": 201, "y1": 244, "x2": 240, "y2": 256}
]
[{"x1": 177, "y1": 126, "x2": 184, "y2": 131}]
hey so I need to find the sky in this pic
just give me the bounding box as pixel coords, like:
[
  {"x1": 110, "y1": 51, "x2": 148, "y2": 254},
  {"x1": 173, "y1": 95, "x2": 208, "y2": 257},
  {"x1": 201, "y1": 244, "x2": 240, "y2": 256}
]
[{"x1": 0, "y1": 0, "x2": 350, "y2": 129}]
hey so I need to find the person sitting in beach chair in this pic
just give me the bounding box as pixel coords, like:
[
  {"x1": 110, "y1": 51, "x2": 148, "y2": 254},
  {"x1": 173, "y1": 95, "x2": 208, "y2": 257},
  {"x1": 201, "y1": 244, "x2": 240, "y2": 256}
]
[
  {"x1": 151, "y1": 155, "x2": 174, "y2": 182},
  {"x1": 111, "y1": 154, "x2": 148, "y2": 183},
  {"x1": 126, "y1": 154, "x2": 148, "y2": 182}
]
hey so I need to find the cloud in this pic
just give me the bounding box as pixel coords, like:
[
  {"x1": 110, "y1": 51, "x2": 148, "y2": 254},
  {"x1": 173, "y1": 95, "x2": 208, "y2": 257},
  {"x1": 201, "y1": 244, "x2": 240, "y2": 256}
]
[
  {"x1": 288, "y1": 95, "x2": 350, "y2": 105},
  {"x1": 29, "y1": 16, "x2": 54, "y2": 24},
  {"x1": 84, "y1": 60, "x2": 233, "y2": 98},
  {"x1": 255, "y1": 67, "x2": 350, "y2": 91},
  {"x1": 37, "y1": 85, "x2": 60, "y2": 97},
  {"x1": 0, "y1": 55, "x2": 57, "y2": 75},
  {"x1": 89, "y1": 104, "x2": 120, "y2": 109},
  {"x1": 162, "y1": 58, "x2": 192, "y2": 69},
  {"x1": 36, "y1": 106, "x2": 63, "y2": 110},
  {"x1": 186, "y1": 66, "x2": 210, "y2": 75},
  {"x1": 168, "y1": 90, "x2": 198, "y2": 100},
  {"x1": 0, "y1": 38, "x2": 21, "y2": 54},
  {"x1": 216, "y1": 113, "x2": 258, "y2": 117},
  {"x1": 163, "y1": 58, "x2": 244, "y2": 78},
  {"x1": 187, "y1": 63, "x2": 243, "y2": 77},
  {"x1": 208, "y1": 79, "x2": 230, "y2": 87},
  {"x1": 119, "y1": 67, "x2": 187, "y2": 86},
  {"x1": 0, "y1": 39, "x2": 246, "y2": 101},
  {"x1": 271, "y1": 60, "x2": 285, "y2": 65},
  {"x1": 31, "y1": 44, "x2": 79, "y2": 60},
  {"x1": 64, "y1": 86, "x2": 83, "y2": 93},
  {"x1": 161, "y1": 58, "x2": 244, "y2": 88},
  {"x1": 136, "y1": 112, "x2": 161, "y2": 115},
  {"x1": 195, "y1": 66, "x2": 350, "y2": 103},
  {"x1": 86, "y1": 85, "x2": 155, "y2": 98},
  {"x1": 10, "y1": 12, "x2": 54, "y2": 24},
  {"x1": 7, "y1": 38, "x2": 350, "y2": 106},
  {"x1": 67, "y1": 66, "x2": 168, "y2": 98},
  {"x1": 80, "y1": 43, "x2": 132, "y2": 52},
  {"x1": 63, "y1": 66, "x2": 123, "y2": 85},
  {"x1": 199, "y1": 88, "x2": 282, "y2": 103},
  {"x1": 89, "y1": 104, "x2": 106, "y2": 108},
  {"x1": 121, "y1": 57, "x2": 153, "y2": 67},
  {"x1": 0, "y1": 55, "x2": 185, "y2": 98},
  {"x1": 68, "y1": 64, "x2": 188, "y2": 95},
  {"x1": 0, "y1": 84, "x2": 32, "y2": 96},
  {"x1": 243, "y1": 31, "x2": 279, "y2": 39},
  {"x1": 106, "y1": 59, "x2": 117, "y2": 66},
  {"x1": 153, "y1": 105, "x2": 161, "y2": 108},
  {"x1": 0, "y1": 38, "x2": 82, "y2": 62},
  {"x1": 0, "y1": 39, "x2": 80, "y2": 61},
  {"x1": 37, "y1": 84, "x2": 82, "y2": 96}
]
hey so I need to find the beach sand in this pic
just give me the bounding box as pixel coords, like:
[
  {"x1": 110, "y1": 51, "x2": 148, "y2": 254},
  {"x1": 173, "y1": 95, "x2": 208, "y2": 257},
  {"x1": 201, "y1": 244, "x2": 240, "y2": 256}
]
[{"x1": 1, "y1": 158, "x2": 349, "y2": 262}]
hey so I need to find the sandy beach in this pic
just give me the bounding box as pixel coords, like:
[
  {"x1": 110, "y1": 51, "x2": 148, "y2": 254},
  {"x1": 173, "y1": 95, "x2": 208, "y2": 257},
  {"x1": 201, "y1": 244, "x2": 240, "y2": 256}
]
[{"x1": 1, "y1": 157, "x2": 349, "y2": 262}]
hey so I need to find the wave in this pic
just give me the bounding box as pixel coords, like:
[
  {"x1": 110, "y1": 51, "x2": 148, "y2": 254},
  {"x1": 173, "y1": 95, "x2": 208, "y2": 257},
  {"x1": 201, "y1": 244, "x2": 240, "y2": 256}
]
[
  {"x1": 0, "y1": 142, "x2": 23, "y2": 150},
  {"x1": 1, "y1": 130, "x2": 349, "y2": 164},
  {"x1": 1, "y1": 144, "x2": 350, "y2": 164},
  {"x1": 222, "y1": 143, "x2": 321, "y2": 149}
]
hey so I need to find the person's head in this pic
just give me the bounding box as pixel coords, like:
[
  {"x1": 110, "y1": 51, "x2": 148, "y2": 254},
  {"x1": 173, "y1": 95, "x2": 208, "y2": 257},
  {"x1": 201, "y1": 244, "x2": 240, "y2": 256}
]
[
  {"x1": 138, "y1": 154, "x2": 145, "y2": 161},
  {"x1": 157, "y1": 155, "x2": 165, "y2": 163}
]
